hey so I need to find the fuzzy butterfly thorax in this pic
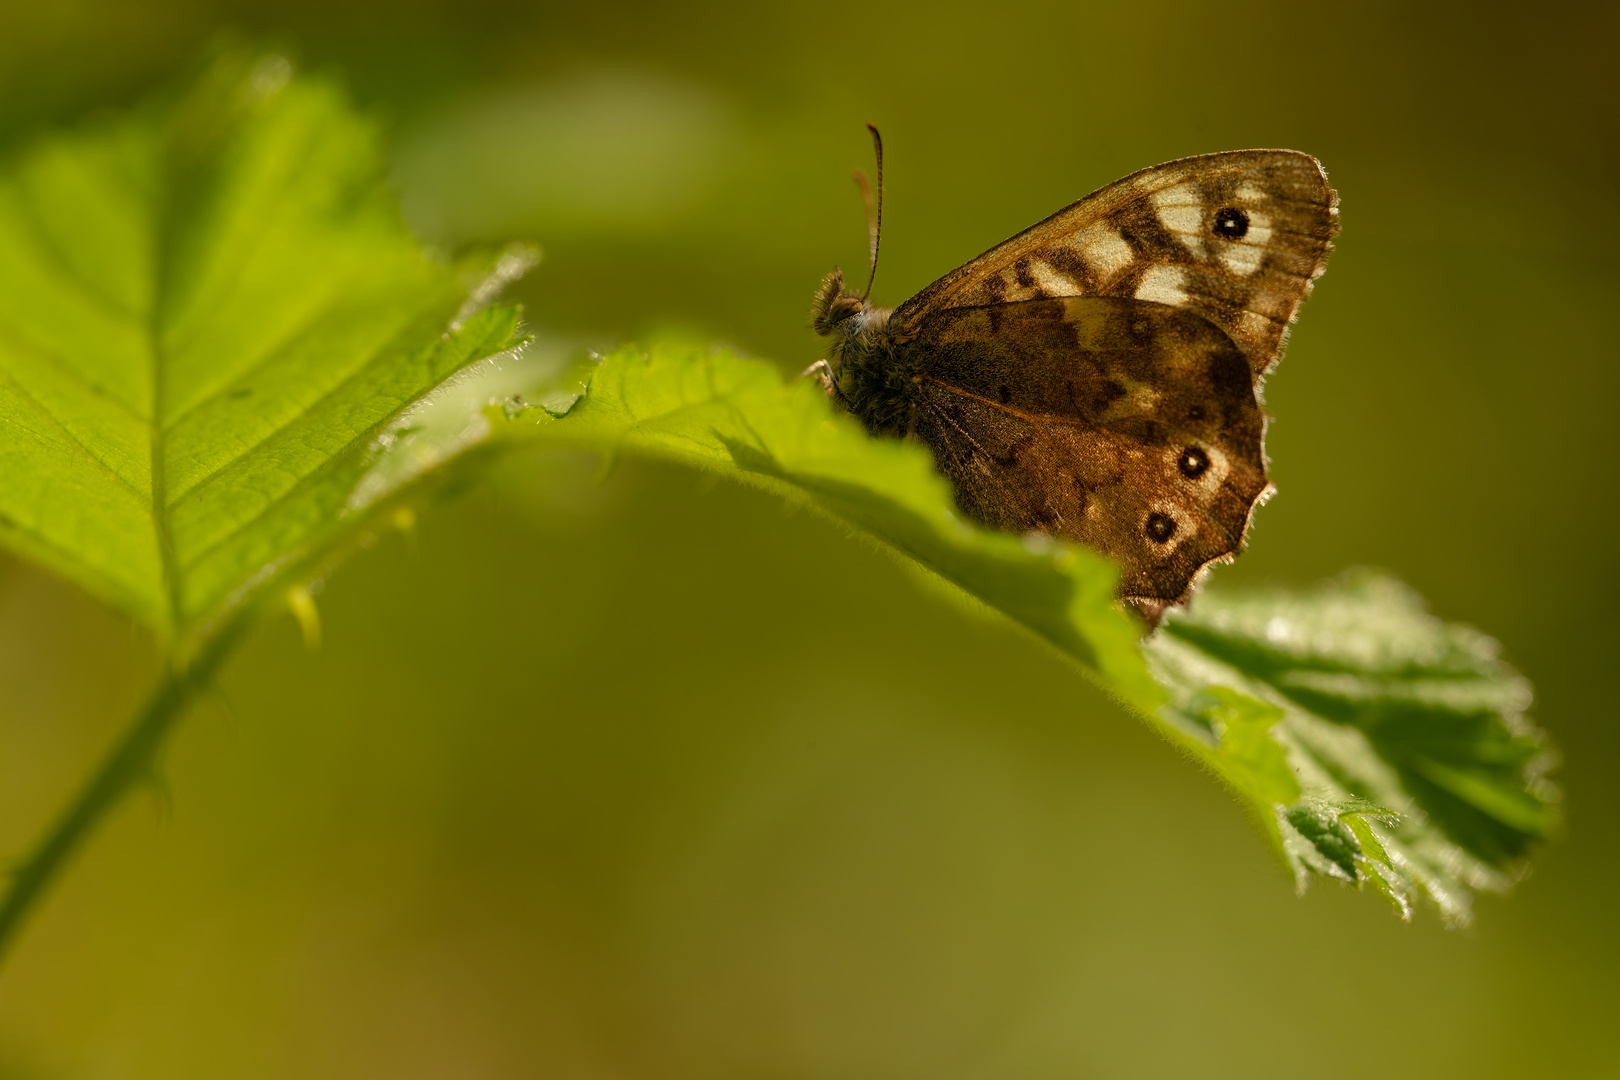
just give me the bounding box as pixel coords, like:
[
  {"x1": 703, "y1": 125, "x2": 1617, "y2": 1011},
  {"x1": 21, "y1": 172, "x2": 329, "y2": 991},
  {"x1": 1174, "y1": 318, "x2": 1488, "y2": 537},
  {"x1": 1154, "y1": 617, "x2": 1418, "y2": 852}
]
[
  {"x1": 811, "y1": 269, "x2": 914, "y2": 436},
  {"x1": 811, "y1": 149, "x2": 1339, "y2": 624}
]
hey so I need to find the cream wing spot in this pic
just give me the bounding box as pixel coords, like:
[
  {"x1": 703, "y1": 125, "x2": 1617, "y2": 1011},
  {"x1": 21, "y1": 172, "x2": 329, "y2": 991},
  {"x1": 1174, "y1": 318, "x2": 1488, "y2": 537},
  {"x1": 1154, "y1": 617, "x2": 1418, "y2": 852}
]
[
  {"x1": 1072, "y1": 223, "x2": 1133, "y2": 282},
  {"x1": 1135, "y1": 265, "x2": 1188, "y2": 306},
  {"x1": 1151, "y1": 183, "x2": 1197, "y2": 210},
  {"x1": 1027, "y1": 257, "x2": 1078, "y2": 296},
  {"x1": 1234, "y1": 181, "x2": 1268, "y2": 204},
  {"x1": 1219, "y1": 242, "x2": 1265, "y2": 276},
  {"x1": 1237, "y1": 309, "x2": 1275, "y2": 339},
  {"x1": 1002, "y1": 257, "x2": 1079, "y2": 301},
  {"x1": 1152, "y1": 184, "x2": 1206, "y2": 256}
]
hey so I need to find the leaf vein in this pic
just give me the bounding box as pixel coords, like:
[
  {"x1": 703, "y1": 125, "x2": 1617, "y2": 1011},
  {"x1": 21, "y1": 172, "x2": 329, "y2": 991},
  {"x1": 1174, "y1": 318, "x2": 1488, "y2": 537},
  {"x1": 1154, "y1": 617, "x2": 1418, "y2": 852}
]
[{"x1": 0, "y1": 365, "x2": 147, "y2": 501}]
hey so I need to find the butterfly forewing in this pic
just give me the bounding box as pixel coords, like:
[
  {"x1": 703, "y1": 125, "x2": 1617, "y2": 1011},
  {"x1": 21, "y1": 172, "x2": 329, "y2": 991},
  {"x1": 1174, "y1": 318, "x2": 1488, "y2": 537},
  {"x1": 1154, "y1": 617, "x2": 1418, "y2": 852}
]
[
  {"x1": 906, "y1": 297, "x2": 1270, "y2": 610},
  {"x1": 891, "y1": 150, "x2": 1337, "y2": 377}
]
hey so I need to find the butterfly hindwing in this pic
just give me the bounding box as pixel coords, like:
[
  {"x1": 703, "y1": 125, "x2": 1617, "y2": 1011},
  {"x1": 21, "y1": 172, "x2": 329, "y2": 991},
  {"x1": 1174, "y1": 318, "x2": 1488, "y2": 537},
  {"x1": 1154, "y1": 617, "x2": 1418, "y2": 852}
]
[
  {"x1": 903, "y1": 297, "x2": 1270, "y2": 610},
  {"x1": 891, "y1": 150, "x2": 1338, "y2": 377}
]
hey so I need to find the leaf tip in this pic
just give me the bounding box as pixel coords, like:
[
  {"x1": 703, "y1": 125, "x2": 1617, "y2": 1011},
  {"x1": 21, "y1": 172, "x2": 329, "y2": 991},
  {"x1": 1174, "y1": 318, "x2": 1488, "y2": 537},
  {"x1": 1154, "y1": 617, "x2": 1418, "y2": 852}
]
[{"x1": 451, "y1": 242, "x2": 542, "y2": 332}]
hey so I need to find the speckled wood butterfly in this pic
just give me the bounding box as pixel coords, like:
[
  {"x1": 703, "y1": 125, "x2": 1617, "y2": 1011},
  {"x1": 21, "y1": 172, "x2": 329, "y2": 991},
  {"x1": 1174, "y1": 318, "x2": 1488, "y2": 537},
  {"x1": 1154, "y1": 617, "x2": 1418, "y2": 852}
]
[{"x1": 810, "y1": 128, "x2": 1338, "y2": 623}]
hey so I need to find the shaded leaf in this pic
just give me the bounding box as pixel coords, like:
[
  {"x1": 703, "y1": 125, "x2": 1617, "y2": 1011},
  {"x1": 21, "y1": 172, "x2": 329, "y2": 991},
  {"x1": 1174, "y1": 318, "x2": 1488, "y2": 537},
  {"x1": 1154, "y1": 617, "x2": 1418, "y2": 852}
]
[{"x1": 1149, "y1": 571, "x2": 1558, "y2": 924}]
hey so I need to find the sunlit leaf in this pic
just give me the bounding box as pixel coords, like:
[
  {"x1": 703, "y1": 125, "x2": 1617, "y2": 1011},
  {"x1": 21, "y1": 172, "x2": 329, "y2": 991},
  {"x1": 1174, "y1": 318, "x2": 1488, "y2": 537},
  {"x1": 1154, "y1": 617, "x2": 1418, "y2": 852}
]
[{"x1": 0, "y1": 48, "x2": 527, "y2": 651}]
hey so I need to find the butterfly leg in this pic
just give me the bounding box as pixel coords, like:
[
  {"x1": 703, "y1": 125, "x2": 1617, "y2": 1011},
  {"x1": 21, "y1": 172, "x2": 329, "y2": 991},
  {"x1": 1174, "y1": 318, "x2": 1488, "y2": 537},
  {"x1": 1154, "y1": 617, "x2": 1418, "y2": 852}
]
[
  {"x1": 800, "y1": 359, "x2": 836, "y2": 395},
  {"x1": 800, "y1": 359, "x2": 857, "y2": 410}
]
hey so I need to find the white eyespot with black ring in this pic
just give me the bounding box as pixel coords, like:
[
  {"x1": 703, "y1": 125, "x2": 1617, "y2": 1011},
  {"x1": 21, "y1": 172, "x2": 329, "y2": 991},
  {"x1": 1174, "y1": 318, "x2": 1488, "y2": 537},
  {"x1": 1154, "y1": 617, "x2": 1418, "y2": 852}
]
[
  {"x1": 1168, "y1": 442, "x2": 1228, "y2": 489},
  {"x1": 1143, "y1": 504, "x2": 1189, "y2": 552}
]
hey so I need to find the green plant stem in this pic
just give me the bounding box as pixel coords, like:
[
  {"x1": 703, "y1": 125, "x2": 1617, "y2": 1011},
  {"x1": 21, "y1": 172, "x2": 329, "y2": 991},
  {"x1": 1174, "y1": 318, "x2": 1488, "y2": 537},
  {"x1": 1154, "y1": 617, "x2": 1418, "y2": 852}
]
[{"x1": 0, "y1": 624, "x2": 244, "y2": 962}]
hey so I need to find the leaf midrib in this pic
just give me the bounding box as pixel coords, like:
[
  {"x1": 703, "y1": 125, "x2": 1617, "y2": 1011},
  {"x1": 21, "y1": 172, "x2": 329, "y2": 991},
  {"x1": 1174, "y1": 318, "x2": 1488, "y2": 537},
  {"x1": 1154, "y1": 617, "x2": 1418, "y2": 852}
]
[{"x1": 150, "y1": 175, "x2": 181, "y2": 634}]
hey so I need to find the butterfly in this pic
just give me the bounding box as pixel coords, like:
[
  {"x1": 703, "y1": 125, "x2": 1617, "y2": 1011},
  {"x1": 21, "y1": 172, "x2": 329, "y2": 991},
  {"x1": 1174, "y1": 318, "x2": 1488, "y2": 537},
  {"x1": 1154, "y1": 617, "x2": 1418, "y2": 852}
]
[{"x1": 809, "y1": 127, "x2": 1338, "y2": 624}]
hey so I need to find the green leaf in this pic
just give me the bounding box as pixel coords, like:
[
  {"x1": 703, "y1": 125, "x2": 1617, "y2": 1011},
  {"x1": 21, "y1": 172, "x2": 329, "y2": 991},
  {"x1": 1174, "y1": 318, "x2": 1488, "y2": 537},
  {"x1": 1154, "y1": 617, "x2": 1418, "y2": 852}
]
[
  {"x1": 0, "y1": 48, "x2": 528, "y2": 651},
  {"x1": 1183, "y1": 686, "x2": 1301, "y2": 807},
  {"x1": 418, "y1": 342, "x2": 1554, "y2": 923},
  {"x1": 1148, "y1": 571, "x2": 1558, "y2": 924},
  {"x1": 500, "y1": 340, "x2": 1161, "y2": 709}
]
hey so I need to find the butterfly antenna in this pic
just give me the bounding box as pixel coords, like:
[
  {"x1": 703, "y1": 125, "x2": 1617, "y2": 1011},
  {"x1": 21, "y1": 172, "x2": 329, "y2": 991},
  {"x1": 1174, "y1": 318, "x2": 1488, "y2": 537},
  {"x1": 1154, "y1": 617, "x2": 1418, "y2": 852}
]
[{"x1": 857, "y1": 122, "x2": 884, "y2": 301}]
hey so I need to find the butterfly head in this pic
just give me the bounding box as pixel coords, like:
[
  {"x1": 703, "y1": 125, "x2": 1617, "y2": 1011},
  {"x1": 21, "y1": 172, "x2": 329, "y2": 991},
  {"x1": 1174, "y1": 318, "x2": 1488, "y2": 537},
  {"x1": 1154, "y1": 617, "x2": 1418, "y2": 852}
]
[
  {"x1": 808, "y1": 126, "x2": 913, "y2": 436},
  {"x1": 811, "y1": 266, "x2": 893, "y2": 344},
  {"x1": 809, "y1": 265, "x2": 908, "y2": 435},
  {"x1": 810, "y1": 267, "x2": 864, "y2": 336},
  {"x1": 812, "y1": 125, "x2": 892, "y2": 340}
]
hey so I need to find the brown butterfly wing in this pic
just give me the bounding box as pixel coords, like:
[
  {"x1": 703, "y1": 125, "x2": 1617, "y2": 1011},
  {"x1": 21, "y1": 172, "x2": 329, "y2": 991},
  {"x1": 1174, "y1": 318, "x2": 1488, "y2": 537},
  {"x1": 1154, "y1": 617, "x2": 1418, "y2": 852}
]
[
  {"x1": 891, "y1": 150, "x2": 1338, "y2": 378},
  {"x1": 886, "y1": 150, "x2": 1335, "y2": 618},
  {"x1": 905, "y1": 297, "x2": 1270, "y2": 620}
]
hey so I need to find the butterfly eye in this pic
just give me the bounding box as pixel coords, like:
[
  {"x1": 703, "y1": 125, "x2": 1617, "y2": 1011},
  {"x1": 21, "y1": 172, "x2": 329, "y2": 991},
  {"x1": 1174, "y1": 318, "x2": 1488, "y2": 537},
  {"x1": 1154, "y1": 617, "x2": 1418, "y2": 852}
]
[
  {"x1": 819, "y1": 293, "x2": 865, "y2": 333},
  {"x1": 1177, "y1": 447, "x2": 1210, "y2": 478},
  {"x1": 1145, "y1": 512, "x2": 1177, "y2": 543},
  {"x1": 1213, "y1": 208, "x2": 1249, "y2": 240}
]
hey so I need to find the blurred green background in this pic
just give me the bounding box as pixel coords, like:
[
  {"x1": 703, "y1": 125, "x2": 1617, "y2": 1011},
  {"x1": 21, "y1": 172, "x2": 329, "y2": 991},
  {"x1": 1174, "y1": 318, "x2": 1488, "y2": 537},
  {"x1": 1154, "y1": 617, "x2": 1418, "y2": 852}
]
[{"x1": 0, "y1": 0, "x2": 1615, "y2": 1076}]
